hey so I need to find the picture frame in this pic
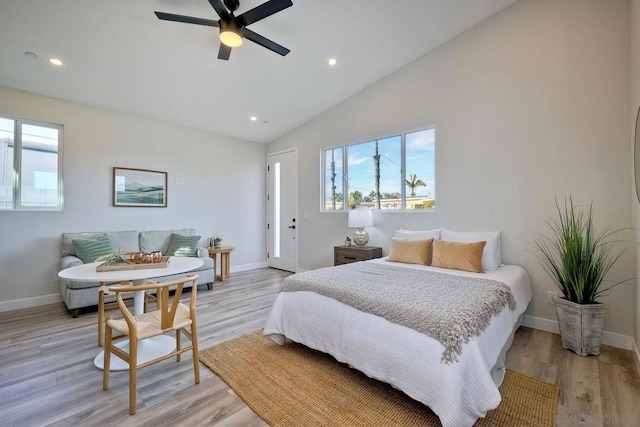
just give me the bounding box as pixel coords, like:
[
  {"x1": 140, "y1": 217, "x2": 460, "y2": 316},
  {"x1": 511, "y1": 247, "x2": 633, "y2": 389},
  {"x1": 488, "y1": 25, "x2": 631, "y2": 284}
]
[{"x1": 112, "y1": 167, "x2": 167, "y2": 207}]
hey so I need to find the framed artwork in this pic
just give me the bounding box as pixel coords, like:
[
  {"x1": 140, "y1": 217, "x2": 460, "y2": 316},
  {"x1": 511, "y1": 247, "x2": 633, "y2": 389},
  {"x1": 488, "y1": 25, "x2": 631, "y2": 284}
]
[{"x1": 112, "y1": 167, "x2": 167, "y2": 207}]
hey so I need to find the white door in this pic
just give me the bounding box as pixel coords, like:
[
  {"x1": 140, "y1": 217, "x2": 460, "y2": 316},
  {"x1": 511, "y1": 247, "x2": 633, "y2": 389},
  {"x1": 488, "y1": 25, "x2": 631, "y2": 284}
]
[{"x1": 267, "y1": 149, "x2": 298, "y2": 272}]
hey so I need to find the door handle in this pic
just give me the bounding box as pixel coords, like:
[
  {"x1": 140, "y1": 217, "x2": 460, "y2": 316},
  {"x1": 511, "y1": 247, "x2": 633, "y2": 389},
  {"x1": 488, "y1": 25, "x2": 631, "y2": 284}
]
[{"x1": 288, "y1": 225, "x2": 296, "y2": 229}]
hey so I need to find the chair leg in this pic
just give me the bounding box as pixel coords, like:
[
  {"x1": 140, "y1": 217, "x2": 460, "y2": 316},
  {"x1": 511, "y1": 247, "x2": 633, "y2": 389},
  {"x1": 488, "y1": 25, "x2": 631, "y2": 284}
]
[
  {"x1": 144, "y1": 292, "x2": 156, "y2": 312},
  {"x1": 147, "y1": 293, "x2": 157, "y2": 311},
  {"x1": 98, "y1": 288, "x2": 105, "y2": 347},
  {"x1": 103, "y1": 319, "x2": 112, "y2": 390},
  {"x1": 176, "y1": 329, "x2": 181, "y2": 362},
  {"x1": 129, "y1": 340, "x2": 138, "y2": 415},
  {"x1": 190, "y1": 324, "x2": 200, "y2": 384}
]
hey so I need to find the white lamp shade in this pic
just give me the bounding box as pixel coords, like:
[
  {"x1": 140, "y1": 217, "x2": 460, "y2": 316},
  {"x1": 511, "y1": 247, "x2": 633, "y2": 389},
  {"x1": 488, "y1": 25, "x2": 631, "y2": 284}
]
[{"x1": 348, "y1": 209, "x2": 373, "y2": 228}]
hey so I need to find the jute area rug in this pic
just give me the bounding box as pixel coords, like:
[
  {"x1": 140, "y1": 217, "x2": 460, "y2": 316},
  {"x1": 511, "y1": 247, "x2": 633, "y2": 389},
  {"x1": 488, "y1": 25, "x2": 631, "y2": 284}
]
[{"x1": 200, "y1": 331, "x2": 558, "y2": 426}]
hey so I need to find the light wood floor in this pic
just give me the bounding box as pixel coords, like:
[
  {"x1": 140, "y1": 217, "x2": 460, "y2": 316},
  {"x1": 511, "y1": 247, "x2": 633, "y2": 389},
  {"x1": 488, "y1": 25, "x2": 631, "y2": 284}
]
[{"x1": 1, "y1": 267, "x2": 639, "y2": 426}]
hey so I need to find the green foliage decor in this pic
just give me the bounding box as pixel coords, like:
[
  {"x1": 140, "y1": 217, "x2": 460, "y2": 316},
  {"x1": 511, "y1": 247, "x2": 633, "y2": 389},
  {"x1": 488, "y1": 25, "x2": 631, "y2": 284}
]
[
  {"x1": 96, "y1": 251, "x2": 127, "y2": 266},
  {"x1": 534, "y1": 196, "x2": 626, "y2": 304}
]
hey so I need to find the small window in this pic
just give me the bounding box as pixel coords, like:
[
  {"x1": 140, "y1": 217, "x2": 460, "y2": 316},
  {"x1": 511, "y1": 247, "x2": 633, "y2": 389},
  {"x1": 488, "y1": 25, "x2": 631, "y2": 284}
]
[
  {"x1": 0, "y1": 115, "x2": 64, "y2": 210},
  {"x1": 347, "y1": 135, "x2": 402, "y2": 209},
  {"x1": 404, "y1": 128, "x2": 435, "y2": 210},
  {"x1": 323, "y1": 146, "x2": 344, "y2": 210},
  {"x1": 321, "y1": 127, "x2": 435, "y2": 211}
]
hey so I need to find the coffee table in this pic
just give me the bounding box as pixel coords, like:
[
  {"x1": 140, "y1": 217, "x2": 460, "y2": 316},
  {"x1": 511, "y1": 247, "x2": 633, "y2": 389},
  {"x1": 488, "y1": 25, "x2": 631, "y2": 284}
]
[{"x1": 58, "y1": 256, "x2": 203, "y2": 371}]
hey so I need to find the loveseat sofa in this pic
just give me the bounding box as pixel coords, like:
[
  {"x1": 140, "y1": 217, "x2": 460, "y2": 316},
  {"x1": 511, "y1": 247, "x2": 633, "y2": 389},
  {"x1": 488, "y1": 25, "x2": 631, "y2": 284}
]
[{"x1": 59, "y1": 228, "x2": 214, "y2": 317}]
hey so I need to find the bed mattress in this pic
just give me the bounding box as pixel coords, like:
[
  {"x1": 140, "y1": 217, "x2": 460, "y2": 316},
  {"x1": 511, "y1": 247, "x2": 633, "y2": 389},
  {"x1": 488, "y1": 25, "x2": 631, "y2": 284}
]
[{"x1": 263, "y1": 258, "x2": 532, "y2": 427}]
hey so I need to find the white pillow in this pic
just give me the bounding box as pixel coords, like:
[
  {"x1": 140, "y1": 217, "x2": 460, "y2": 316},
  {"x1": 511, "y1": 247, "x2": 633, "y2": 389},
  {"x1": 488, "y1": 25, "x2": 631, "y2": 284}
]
[
  {"x1": 393, "y1": 228, "x2": 440, "y2": 241},
  {"x1": 439, "y1": 228, "x2": 502, "y2": 271}
]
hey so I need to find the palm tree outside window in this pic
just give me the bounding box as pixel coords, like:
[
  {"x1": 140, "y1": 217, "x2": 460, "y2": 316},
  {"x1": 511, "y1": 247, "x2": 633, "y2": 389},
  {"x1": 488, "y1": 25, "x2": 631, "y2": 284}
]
[{"x1": 406, "y1": 174, "x2": 426, "y2": 197}]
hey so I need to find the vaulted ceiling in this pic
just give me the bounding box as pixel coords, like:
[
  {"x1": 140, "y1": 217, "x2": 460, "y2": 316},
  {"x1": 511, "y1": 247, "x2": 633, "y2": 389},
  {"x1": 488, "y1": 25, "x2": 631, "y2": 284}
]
[{"x1": 0, "y1": 0, "x2": 518, "y2": 143}]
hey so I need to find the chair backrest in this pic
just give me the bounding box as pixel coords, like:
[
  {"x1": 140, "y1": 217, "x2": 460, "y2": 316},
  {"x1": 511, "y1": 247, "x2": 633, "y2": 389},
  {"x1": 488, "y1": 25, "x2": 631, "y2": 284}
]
[{"x1": 110, "y1": 274, "x2": 199, "y2": 336}]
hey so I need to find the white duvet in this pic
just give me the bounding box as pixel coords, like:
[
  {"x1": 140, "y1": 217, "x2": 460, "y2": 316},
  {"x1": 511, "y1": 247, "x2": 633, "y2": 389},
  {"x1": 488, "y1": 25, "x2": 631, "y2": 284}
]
[{"x1": 263, "y1": 258, "x2": 532, "y2": 427}]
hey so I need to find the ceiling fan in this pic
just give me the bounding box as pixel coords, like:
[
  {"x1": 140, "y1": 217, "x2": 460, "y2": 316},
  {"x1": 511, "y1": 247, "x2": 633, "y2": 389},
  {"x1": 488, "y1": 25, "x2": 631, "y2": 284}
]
[{"x1": 155, "y1": 0, "x2": 293, "y2": 61}]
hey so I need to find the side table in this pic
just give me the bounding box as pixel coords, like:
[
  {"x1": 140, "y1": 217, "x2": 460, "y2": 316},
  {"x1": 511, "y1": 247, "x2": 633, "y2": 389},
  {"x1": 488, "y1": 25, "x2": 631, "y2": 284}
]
[
  {"x1": 208, "y1": 246, "x2": 235, "y2": 281},
  {"x1": 334, "y1": 245, "x2": 383, "y2": 266}
]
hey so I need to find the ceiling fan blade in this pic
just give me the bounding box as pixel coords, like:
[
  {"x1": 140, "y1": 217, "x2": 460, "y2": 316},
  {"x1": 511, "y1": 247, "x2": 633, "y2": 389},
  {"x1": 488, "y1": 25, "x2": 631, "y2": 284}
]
[
  {"x1": 238, "y1": 0, "x2": 293, "y2": 26},
  {"x1": 218, "y1": 44, "x2": 232, "y2": 60},
  {"x1": 244, "y1": 28, "x2": 290, "y2": 56},
  {"x1": 208, "y1": 0, "x2": 230, "y2": 20},
  {"x1": 155, "y1": 11, "x2": 219, "y2": 27}
]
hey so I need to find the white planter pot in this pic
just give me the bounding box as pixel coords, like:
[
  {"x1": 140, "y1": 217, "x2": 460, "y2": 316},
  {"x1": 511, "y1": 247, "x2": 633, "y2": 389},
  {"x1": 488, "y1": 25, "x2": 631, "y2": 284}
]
[{"x1": 554, "y1": 297, "x2": 608, "y2": 356}]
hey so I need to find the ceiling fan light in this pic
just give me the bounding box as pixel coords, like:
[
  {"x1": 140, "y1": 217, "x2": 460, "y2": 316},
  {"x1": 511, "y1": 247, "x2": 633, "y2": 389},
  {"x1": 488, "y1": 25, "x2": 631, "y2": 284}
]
[
  {"x1": 219, "y1": 21, "x2": 243, "y2": 47},
  {"x1": 220, "y1": 30, "x2": 243, "y2": 47}
]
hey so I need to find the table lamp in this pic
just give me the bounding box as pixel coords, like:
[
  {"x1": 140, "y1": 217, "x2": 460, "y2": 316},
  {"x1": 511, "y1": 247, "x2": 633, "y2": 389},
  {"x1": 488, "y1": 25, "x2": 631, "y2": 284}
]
[{"x1": 348, "y1": 209, "x2": 373, "y2": 247}]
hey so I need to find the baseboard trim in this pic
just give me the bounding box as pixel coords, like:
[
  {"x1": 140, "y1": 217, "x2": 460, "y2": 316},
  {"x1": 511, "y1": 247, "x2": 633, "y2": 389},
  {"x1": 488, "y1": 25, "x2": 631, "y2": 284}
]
[
  {"x1": 230, "y1": 262, "x2": 267, "y2": 273},
  {"x1": 0, "y1": 293, "x2": 62, "y2": 313},
  {"x1": 0, "y1": 262, "x2": 268, "y2": 313},
  {"x1": 2, "y1": 279, "x2": 636, "y2": 359},
  {"x1": 633, "y1": 339, "x2": 640, "y2": 377},
  {"x1": 521, "y1": 314, "x2": 559, "y2": 334},
  {"x1": 522, "y1": 314, "x2": 634, "y2": 351}
]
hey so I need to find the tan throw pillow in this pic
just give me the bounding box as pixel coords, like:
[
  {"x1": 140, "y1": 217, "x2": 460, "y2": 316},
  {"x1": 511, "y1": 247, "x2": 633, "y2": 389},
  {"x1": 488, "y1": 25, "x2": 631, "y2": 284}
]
[
  {"x1": 386, "y1": 238, "x2": 433, "y2": 266},
  {"x1": 431, "y1": 239, "x2": 486, "y2": 273}
]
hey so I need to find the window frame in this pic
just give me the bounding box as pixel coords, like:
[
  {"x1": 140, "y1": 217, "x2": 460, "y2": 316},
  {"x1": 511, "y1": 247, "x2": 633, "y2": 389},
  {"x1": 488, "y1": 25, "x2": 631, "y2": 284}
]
[
  {"x1": 320, "y1": 125, "x2": 435, "y2": 213},
  {"x1": 320, "y1": 145, "x2": 345, "y2": 211},
  {"x1": 0, "y1": 114, "x2": 64, "y2": 211}
]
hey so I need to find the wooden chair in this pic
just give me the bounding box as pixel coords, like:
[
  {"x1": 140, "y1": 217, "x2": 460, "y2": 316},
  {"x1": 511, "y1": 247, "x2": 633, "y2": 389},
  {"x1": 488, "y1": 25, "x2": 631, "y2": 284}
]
[
  {"x1": 102, "y1": 274, "x2": 200, "y2": 414},
  {"x1": 95, "y1": 252, "x2": 156, "y2": 347},
  {"x1": 97, "y1": 281, "x2": 155, "y2": 347}
]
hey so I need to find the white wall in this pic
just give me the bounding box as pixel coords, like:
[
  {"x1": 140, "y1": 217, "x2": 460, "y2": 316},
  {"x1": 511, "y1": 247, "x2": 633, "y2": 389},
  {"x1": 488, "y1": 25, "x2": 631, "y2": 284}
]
[
  {"x1": 0, "y1": 86, "x2": 267, "y2": 309},
  {"x1": 631, "y1": 0, "x2": 640, "y2": 361},
  {"x1": 268, "y1": 0, "x2": 635, "y2": 336}
]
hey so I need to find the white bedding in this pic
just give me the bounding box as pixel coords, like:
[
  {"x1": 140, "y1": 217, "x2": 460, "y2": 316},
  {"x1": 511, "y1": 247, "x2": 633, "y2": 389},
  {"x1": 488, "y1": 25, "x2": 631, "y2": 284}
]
[{"x1": 263, "y1": 258, "x2": 532, "y2": 427}]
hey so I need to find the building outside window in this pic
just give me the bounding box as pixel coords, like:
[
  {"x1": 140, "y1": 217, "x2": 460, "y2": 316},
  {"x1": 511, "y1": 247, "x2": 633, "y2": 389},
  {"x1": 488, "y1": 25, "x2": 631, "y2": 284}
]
[{"x1": 0, "y1": 115, "x2": 63, "y2": 210}]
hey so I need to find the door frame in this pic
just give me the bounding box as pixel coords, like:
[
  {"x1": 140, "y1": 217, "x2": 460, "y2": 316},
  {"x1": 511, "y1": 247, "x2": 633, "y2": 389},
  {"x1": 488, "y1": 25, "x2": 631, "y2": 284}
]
[{"x1": 266, "y1": 147, "x2": 299, "y2": 272}]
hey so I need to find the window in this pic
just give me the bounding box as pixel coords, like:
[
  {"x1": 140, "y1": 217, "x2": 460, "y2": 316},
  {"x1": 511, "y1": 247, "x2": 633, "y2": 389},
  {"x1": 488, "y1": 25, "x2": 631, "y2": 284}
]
[
  {"x1": 321, "y1": 127, "x2": 435, "y2": 211},
  {"x1": 0, "y1": 115, "x2": 63, "y2": 210},
  {"x1": 323, "y1": 147, "x2": 344, "y2": 210}
]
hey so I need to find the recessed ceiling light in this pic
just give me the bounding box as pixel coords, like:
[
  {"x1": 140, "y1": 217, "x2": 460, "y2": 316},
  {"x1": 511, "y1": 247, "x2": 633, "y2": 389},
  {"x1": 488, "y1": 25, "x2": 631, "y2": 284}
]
[
  {"x1": 24, "y1": 52, "x2": 38, "y2": 59},
  {"x1": 250, "y1": 116, "x2": 257, "y2": 121},
  {"x1": 328, "y1": 58, "x2": 337, "y2": 66},
  {"x1": 49, "y1": 58, "x2": 63, "y2": 66}
]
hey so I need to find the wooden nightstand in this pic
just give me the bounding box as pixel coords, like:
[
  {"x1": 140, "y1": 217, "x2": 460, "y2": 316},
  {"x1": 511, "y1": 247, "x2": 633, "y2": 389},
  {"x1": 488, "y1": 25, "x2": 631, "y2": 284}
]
[{"x1": 334, "y1": 245, "x2": 383, "y2": 266}]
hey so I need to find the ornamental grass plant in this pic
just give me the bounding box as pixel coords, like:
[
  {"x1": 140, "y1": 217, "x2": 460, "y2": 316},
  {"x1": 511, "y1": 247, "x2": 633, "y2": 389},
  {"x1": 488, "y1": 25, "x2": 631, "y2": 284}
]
[{"x1": 534, "y1": 196, "x2": 627, "y2": 304}]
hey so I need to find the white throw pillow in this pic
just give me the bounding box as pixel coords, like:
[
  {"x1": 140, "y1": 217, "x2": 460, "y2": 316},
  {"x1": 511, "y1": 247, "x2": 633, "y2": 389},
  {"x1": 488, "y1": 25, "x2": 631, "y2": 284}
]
[
  {"x1": 439, "y1": 228, "x2": 502, "y2": 271},
  {"x1": 393, "y1": 228, "x2": 441, "y2": 241}
]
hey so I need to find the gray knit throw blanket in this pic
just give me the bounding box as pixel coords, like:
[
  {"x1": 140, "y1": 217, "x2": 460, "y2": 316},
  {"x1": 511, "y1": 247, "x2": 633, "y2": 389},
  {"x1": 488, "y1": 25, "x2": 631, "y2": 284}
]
[{"x1": 280, "y1": 262, "x2": 516, "y2": 363}]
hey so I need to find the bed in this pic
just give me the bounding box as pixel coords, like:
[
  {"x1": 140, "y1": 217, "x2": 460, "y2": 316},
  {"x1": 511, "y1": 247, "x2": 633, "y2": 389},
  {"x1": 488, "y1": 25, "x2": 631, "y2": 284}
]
[{"x1": 263, "y1": 229, "x2": 532, "y2": 427}]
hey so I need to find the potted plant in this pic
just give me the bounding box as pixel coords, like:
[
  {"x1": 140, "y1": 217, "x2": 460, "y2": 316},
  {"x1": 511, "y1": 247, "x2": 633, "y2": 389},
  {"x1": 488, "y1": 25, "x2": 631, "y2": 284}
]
[{"x1": 534, "y1": 196, "x2": 627, "y2": 356}]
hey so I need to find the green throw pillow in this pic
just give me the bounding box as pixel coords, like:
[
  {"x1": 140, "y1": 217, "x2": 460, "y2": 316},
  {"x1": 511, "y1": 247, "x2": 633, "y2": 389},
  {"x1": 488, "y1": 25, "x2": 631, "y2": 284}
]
[
  {"x1": 166, "y1": 234, "x2": 200, "y2": 257},
  {"x1": 72, "y1": 234, "x2": 113, "y2": 264}
]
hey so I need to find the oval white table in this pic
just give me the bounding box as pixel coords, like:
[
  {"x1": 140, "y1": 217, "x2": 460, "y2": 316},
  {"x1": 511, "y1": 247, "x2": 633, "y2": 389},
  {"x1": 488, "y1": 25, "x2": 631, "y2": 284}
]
[{"x1": 58, "y1": 256, "x2": 203, "y2": 371}]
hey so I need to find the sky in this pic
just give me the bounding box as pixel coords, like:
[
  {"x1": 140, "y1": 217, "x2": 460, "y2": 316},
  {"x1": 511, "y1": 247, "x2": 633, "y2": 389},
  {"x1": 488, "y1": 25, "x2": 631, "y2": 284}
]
[{"x1": 345, "y1": 128, "x2": 435, "y2": 199}]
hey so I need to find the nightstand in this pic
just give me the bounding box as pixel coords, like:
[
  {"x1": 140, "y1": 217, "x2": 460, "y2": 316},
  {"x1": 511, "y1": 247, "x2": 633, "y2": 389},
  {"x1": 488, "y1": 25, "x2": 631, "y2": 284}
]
[{"x1": 334, "y1": 245, "x2": 383, "y2": 266}]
